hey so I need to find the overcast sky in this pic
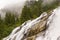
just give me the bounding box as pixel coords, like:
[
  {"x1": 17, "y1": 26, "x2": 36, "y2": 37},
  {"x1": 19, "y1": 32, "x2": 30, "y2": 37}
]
[{"x1": 0, "y1": 0, "x2": 26, "y2": 9}]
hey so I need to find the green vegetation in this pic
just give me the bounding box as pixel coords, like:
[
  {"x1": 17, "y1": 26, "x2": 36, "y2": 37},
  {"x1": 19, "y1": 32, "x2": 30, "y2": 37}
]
[
  {"x1": 0, "y1": 12, "x2": 20, "y2": 40},
  {"x1": 0, "y1": 0, "x2": 60, "y2": 40},
  {"x1": 20, "y1": 0, "x2": 60, "y2": 24}
]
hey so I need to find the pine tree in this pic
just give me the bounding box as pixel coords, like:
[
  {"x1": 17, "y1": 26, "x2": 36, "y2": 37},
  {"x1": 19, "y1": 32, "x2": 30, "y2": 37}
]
[
  {"x1": 5, "y1": 12, "x2": 15, "y2": 25},
  {"x1": 0, "y1": 15, "x2": 2, "y2": 24},
  {"x1": 20, "y1": 6, "x2": 31, "y2": 24}
]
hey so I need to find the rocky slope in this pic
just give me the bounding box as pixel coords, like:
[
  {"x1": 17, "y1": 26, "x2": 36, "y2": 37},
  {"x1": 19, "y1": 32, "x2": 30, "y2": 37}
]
[
  {"x1": 3, "y1": 6, "x2": 60, "y2": 40},
  {"x1": 3, "y1": 11, "x2": 52, "y2": 40},
  {"x1": 0, "y1": 0, "x2": 60, "y2": 40}
]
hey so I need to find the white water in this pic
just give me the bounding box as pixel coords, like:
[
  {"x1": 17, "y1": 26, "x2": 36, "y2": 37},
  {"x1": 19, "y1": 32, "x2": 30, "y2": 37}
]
[
  {"x1": 44, "y1": 7, "x2": 60, "y2": 40},
  {"x1": 3, "y1": 12, "x2": 47, "y2": 40},
  {"x1": 36, "y1": 7, "x2": 60, "y2": 40},
  {"x1": 3, "y1": 7, "x2": 60, "y2": 40},
  {"x1": 1, "y1": 0, "x2": 60, "y2": 40}
]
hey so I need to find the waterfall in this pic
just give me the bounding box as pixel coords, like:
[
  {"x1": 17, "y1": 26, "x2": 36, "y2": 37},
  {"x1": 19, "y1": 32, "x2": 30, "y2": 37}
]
[
  {"x1": 3, "y1": 12, "x2": 48, "y2": 40},
  {"x1": 36, "y1": 7, "x2": 60, "y2": 40},
  {"x1": 1, "y1": 0, "x2": 60, "y2": 39},
  {"x1": 44, "y1": 7, "x2": 60, "y2": 40},
  {"x1": 3, "y1": 6, "x2": 60, "y2": 40},
  {"x1": 2, "y1": 3, "x2": 60, "y2": 40}
]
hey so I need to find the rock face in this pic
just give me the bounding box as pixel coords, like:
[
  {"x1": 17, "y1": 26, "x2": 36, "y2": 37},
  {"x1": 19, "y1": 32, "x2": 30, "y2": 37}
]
[
  {"x1": 3, "y1": 11, "x2": 52, "y2": 40},
  {"x1": 2, "y1": 0, "x2": 60, "y2": 40},
  {"x1": 3, "y1": 6, "x2": 60, "y2": 40},
  {"x1": 36, "y1": 7, "x2": 60, "y2": 40},
  {"x1": 3, "y1": 7, "x2": 60, "y2": 40}
]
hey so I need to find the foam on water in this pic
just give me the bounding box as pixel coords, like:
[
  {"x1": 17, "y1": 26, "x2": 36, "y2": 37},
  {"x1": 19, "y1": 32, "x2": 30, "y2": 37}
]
[
  {"x1": 3, "y1": 12, "x2": 47, "y2": 40},
  {"x1": 3, "y1": 7, "x2": 60, "y2": 40},
  {"x1": 36, "y1": 7, "x2": 60, "y2": 40}
]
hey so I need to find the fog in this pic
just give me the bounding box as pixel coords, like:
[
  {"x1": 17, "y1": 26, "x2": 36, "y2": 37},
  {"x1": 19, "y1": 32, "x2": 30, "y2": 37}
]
[{"x1": 0, "y1": 0, "x2": 26, "y2": 9}]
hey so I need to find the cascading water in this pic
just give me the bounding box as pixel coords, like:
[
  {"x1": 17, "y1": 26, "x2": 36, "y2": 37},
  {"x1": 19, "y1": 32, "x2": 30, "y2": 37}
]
[
  {"x1": 36, "y1": 7, "x2": 60, "y2": 40},
  {"x1": 1, "y1": 0, "x2": 60, "y2": 40},
  {"x1": 44, "y1": 7, "x2": 60, "y2": 40},
  {"x1": 3, "y1": 12, "x2": 48, "y2": 40},
  {"x1": 3, "y1": 6, "x2": 60, "y2": 40}
]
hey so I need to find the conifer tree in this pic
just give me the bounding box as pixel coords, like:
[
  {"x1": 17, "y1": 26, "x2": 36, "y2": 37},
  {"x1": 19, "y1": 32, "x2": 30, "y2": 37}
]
[
  {"x1": 5, "y1": 12, "x2": 15, "y2": 25},
  {"x1": 20, "y1": 6, "x2": 31, "y2": 24}
]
